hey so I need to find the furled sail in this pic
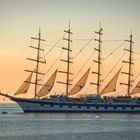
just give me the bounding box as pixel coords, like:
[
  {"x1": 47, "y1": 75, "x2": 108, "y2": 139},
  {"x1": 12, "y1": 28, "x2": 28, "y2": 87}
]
[
  {"x1": 15, "y1": 72, "x2": 33, "y2": 95},
  {"x1": 68, "y1": 68, "x2": 90, "y2": 95},
  {"x1": 36, "y1": 70, "x2": 57, "y2": 97},
  {"x1": 100, "y1": 68, "x2": 122, "y2": 95},
  {"x1": 131, "y1": 81, "x2": 140, "y2": 95}
]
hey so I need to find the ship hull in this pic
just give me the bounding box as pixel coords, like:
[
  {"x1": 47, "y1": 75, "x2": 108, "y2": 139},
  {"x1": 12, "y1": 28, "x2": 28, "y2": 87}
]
[{"x1": 11, "y1": 97, "x2": 140, "y2": 113}]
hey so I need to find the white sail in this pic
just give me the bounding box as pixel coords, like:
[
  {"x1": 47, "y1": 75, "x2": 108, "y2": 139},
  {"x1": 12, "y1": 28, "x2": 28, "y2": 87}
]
[
  {"x1": 15, "y1": 73, "x2": 33, "y2": 95},
  {"x1": 131, "y1": 81, "x2": 140, "y2": 95},
  {"x1": 36, "y1": 70, "x2": 57, "y2": 97},
  {"x1": 100, "y1": 68, "x2": 122, "y2": 95},
  {"x1": 68, "y1": 68, "x2": 90, "y2": 95}
]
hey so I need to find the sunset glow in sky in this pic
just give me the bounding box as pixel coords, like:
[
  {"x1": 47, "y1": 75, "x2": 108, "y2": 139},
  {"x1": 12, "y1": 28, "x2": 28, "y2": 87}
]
[{"x1": 0, "y1": 0, "x2": 140, "y2": 102}]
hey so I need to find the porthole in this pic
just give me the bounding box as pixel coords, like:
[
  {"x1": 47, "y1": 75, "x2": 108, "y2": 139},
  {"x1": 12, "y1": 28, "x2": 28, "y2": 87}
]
[
  {"x1": 96, "y1": 106, "x2": 99, "y2": 109},
  {"x1": 105, "y1": 106, "x2": 108, "y2": 109},
  {"x1": 78, "y1": 106, "x2": 81, "y2": 108},
  {"x1": 40, "y1": 103, "x2": 44, "y2": 106},
  {"x1": 69, "y1": 106, "x2": 72, "y2": 108},
  {"x1": 122, "y1": 107, "x2": 125, "y2": 109},
  {"x1": 131, "y1": 106, "x2": 134, "y2": 110},
  {"x1": 60, "y1": 105, "x2": 63, "y2": 108},
  {"x1": 87, "y1": 106, "x2": 90, "y2": 109},
  {"x1": 114, "y1": 106, "x2": 117, "y2": 110}
]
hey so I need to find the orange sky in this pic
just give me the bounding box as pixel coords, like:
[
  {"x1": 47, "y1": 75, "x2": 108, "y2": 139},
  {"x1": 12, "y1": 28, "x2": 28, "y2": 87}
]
[{"x1": 0, "y1": 0, "x2": 140, "y2": 103}]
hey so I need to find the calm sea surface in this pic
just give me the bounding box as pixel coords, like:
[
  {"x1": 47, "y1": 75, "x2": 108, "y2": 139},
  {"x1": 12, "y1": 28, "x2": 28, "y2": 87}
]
[{"x1": 0, "y1": 104, "x2": 140, "y2": 140}]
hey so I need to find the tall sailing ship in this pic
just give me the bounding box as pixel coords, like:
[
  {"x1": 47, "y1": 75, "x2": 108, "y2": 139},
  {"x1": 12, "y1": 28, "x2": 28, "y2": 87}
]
[{"x1": 1, "y1": 23, "x2": 140, "y2": 113}]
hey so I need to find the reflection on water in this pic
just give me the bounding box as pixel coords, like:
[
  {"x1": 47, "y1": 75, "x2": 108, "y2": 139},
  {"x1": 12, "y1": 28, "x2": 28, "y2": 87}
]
[{"x1": 0, "y1": 104, "x2": 140, "y2": 140}]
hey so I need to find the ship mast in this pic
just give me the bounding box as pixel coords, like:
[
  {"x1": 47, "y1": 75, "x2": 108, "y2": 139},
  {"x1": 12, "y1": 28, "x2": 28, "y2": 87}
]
[
  {"x1": 25, "y1": 28, "x2": 45, "y2": 99},
  {"x1": 120, "y1": 34, "x2": 134, "y2": 96},
  {"x1": 91, "y1": 24, "x2": 103, "y2": 95},
  {"x1": 57, "y1": 21, "x2": 73, "y2": 95}
]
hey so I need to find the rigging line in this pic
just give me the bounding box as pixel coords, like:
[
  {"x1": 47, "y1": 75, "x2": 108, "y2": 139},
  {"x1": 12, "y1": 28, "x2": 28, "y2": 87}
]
[
  {"x1": 101, "y1": 64, "x2": 105, "y2": 81},
  {"x1": 104, "y1": 31, "x2": 129, "y2": 37},
  {"x1": 132, "y1": 54, "x2": 136, "y2": 80},
  {"x1": 73, "y1": 50, "x2": 95, "y2": 80},
  {"x1": 44, "y1": 34, "x2": 65, "y2": 57},
  {"x1": 134, "y1": 72, "x2": 140, "y2": 81},
  {"x1": 43, "y1": 31, "x2": 63, "y2": 34},
  {"x1": 103, "y1": 51, "x2": 126, "y2": 81},
  {"x1": 134, "y1": 52, "x2": 140, "y2": 55},
  {"x1": 133, "y1": 58, "x2": 140, "y2": 61},
  {"x1": 73, "y1": 34, "x2": 96, "y2": 59},
  {"x1": 45, "y1": 51, "x2": 65, "y2": 75},
  {"x1": 73, "y1": 30, "x2": 93, "y2": 33},
  {"x1": 133, "y1": 35, "x2": 140, "y2": 42},
  {"x1": 103, "y1": 41, "x2": 126, "y2": 61},
  {"x1": 104, "y1": 40, "x2": 125, "y2": 42},
  {"x1": 131, "y1": 70, "x2": 135, "y2": 83},
  {"x1": 44, "y1": 43, "x2": 62, "y2": 48}
]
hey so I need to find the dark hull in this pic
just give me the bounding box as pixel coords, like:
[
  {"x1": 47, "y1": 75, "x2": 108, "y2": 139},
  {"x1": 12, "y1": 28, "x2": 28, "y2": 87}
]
[
  {"x1": 23, "y1": 110, "x2": 140, "y2": 113},
  {"x1": 11, "y1": 97, "x2": 140, "y2": 113},
  {"x1": 1, "y1": 93, "x2": 140, "y2": 113}
]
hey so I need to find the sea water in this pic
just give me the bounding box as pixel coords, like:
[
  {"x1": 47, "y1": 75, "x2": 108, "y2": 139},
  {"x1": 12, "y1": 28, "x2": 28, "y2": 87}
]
[{"x1": 0, "y1": 104, "x2": 140, "y2": 140}]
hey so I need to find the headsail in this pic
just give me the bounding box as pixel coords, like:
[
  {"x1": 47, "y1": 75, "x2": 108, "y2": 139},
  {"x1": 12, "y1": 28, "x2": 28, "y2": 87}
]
[
  {"x1": 131, "y1": 81, "x2": 140, "y2": 95},
  {"x1": 68, "y1": 68, "x2": 90, "y2": 95},
  {"x1": 36, "y1": 70, "x2": 57, "y2": 97},
  {"x1": 100, "y1": 68, "x2": 122, "y2": 95},
  {"x1": 15, "y1": 72, "x2": 33, "y2": 95}
]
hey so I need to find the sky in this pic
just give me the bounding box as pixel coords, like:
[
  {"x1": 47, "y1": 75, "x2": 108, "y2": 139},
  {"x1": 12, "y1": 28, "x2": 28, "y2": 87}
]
[{"x1": 0, "y1": 0, "x2": 140, "y2": 103}]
